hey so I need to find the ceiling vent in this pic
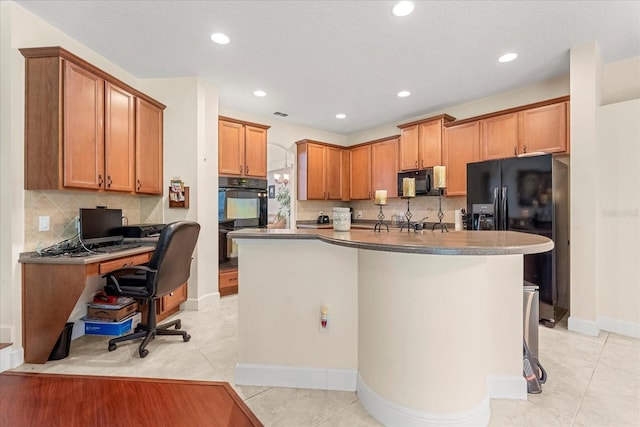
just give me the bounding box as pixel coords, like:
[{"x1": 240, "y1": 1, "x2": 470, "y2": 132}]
[{"x1": 273, "y1": 111, "x2": 289, "y2": 117}]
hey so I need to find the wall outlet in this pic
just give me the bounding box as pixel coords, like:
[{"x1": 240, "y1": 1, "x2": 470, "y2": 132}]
[
  {"x1": 38, "y1": 216, "x2": 50, "y2": 232},
  {"x1": 357, "y1": 211, "x2": 363, "y2": 219}
]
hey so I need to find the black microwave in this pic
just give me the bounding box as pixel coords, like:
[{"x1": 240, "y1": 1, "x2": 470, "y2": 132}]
[{"x1": 397, "y1": 169, "x2": 440, "y2": 196}]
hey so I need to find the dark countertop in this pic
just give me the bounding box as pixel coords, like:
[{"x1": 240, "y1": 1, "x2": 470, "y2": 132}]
[
  {"x1": 229, "y1": 228, "x2": 553, "y2": 256},
  {"x1": 19, "y1": 238, "x2": 157, "y2": 264}
]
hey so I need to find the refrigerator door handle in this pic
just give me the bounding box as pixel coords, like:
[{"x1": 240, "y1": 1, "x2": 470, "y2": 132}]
[
  {"x1": 501, "y1": 186, "x2": 508, "y2": 230},
  {"x1": 492, "y1": 187, "x2": 499, "y2": 229}
]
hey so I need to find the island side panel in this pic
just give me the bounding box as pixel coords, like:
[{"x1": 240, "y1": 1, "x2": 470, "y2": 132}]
[
  {"x1": 236, "y1": 239, "x2": 358, "y2": 389},
  {"x1": 358, "y1": 251, "x2": 490, "y2": 417},
  {"x1": 485, "y1": 254, "x2": 526, "y2": 399}
]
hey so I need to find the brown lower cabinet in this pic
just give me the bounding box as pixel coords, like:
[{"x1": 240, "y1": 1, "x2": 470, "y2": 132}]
[
  {"x1": 219, "y1": 268, "x2": 238, "y2": 296},
  {"x1": 140, "y1": 283, "x2": 188, "y2": 324}
]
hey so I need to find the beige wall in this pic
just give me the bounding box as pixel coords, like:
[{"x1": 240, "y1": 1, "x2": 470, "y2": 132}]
[{"x1": 570, "y1": 45, "x2": 640, "y2": 337}]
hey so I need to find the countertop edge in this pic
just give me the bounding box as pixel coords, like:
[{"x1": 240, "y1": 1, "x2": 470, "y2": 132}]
[{"x1": 229, "y1": 229, "x2": 554, "y2": 256}]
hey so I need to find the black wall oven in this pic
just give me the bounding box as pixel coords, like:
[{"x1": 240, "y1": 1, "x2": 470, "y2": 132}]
[
  {"x1": 218, "y1": 177, "x2": 268, "y2": 229},
  {"x1": 218, "y1": 177, "x2": 267, "y2": 264}
]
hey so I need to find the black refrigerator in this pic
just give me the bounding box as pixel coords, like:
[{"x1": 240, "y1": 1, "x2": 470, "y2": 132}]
[{"x1": 466, "y1": 154, "x2": 569, "y2": 327}]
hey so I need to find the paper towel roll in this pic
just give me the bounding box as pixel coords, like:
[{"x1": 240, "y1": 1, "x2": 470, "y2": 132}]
[{"x1": 454, "y1": 209, "x2": 462, "y2": 231}]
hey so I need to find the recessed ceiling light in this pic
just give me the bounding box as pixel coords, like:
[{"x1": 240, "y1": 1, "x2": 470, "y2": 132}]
[
  {"x1": 393, "y1": 1, "x2": 414, "y2": 17},
  {"x1": 336, "y1": 113, "x2": 346, "y2": 119},
  {"x1": 397, "y1": 91, "x2": 411, "y2": 98},
  {"x1": 498, "y1": 53, "x2": 518, "y2": 63},
  {"x1": 210, "y1": 33, "x2": 230, "y2": 45},
  {"x1": 253, "y1": 90, "x2": 266, "y2": 97}
]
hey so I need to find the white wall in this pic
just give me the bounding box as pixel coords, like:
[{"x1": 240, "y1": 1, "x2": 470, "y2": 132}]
[
  {"x1": 569, "y1": 45, "x2": 640, "y2": 337},
  {"x1": 596, "y1": 100, "x2": 640, "y2": 335},
  {"x1": 140, "y1": 77, "x2": 220, "y2": 308}
]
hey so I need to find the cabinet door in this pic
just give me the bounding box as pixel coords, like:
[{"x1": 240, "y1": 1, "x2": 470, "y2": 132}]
[
  {"x1": 419, "y1": 120, "x2": 443, "y2": 168},
  {"x1": 350, "y1": 145, "x2": 372, "y2": 200},
  {"x1": 481, "y1": 113, "x2": 519, "y2": 160},
  {"x1": 244, "y1": 125, "x2": 267, "y2": 178},
  {"x1": 371, "y1": 138, "x2": 399, "y2": 198},
  {"x1": 326, "y1": 147, "x2": 344, "y2": 200},
  {"x1": 135, "y1": 98, "x2": 163, "y2": 195},
  {"x1": 63, "y1": 60, "x2": 104, "y2": 190},
  {"x1": 518, "y1": 102, "x2": 567, "y2": 154},
  {"x1": 306, "y1": 143, "x2": 326, "y2": 200},
  {"x1": 443, "y1": 122, "x2": 480, "y2": 196},
  {"x1": 104, "y1": 82, "x2": 135, "y2": 192},
  {"x1": 399, "y1": 125, "x2": 419, "y2": 171},
  {"x1": 219, "y1": 120, "x2": 245, "y2": 176}
]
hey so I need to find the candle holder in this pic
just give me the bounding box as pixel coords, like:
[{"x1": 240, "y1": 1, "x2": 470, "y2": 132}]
[
  {"x1": 432, "y1": 188, "x2": 449, "y2": 232},
  {"x1": 400, "y1": 196, "x2": 415, "y2": 232},
  {"x1": 374, "y1": 204, "x2": 389, "y2": 232}
]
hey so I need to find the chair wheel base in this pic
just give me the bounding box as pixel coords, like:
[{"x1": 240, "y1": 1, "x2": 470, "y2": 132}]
[
  {"x1": 183, "y1": 334, "x2": 191, "y2": 342},
  {"x1": 175, "y1": 321, "x2": 181, "y2": 329},
  {"x1": 108, "y1": 343, "x2": 117, "y2": 352},
  {"x1": 139, "y1": 349, "x2": 149, "y2": 358}
]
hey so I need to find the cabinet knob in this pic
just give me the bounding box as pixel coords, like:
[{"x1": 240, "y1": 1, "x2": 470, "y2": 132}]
[
  {"x1": 523, "y1": 145, "x2": 527, "y2": 153},
  {"x1": 514, "y1": 146, "x2": 517, "y2": 156},
  {"x1": 246, "y1": 165, "x2": 249, "y2": 174},
  {"x1": 136, "y1": 179, "x2": 141, "y2": 191},
  {"x1": 239, "y1": 165, "x2": 243, "y2": 173},
  {"x1": 98, "y1": 174, "x2": 103, "y2": 187},
  {"x1": 421, "y1": 160, "x2": 424, "y2": 168},
  {"x1": 107, "y1": 175, "x2": 112, "y2": 188},
  {"x1": 415, "y1": 160, "x2": 418, "y2": 168}
]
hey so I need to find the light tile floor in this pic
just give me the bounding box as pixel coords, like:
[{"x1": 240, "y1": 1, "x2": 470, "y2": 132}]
[{"x1": 12, "y1": 295, "x2": 640, "y2": 426}]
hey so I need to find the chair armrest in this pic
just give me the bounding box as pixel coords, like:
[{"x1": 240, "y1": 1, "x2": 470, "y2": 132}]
[{"x1": 102, "y1": 266, "x2": 157, "y2": 295}]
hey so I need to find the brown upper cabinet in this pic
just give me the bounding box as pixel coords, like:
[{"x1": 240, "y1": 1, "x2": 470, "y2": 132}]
[
  {"x1": 135, "y1": 98, "x2": 164, "y2": 194},
  {"x1": 443, "y1": 121, "x2": 481, "y2": 197},
  {"x1": 20, "y1": 46, "x2": 165, "y2": 195},
  {"x1": 480, "y1": 99, "x2": 569, "y2": 160},
  {"x1": 296, "y1": 140, "x2": 347, "y2": 201},
  {"x1": 218, "y1": 117, "x2": 269, "y2": 179},
  {"x1": 370, "y1": 137, "x2": 399, "y2": 199},
  {"x1": 349, "y1": 144, "x2": 372, "y2": 200},
  {"x1": 397, "y1": 115, "x2": 455, "y2": 171}
]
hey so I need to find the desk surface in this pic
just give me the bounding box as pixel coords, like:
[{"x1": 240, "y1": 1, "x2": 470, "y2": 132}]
[{"x1": 19, "y1": 244, "x2": 155, "y2": 265}]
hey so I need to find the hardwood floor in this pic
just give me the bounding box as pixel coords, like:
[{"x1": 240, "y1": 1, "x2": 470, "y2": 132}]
[{"x1": 0, "y1": 372, "x2": 263, "y2": 426}]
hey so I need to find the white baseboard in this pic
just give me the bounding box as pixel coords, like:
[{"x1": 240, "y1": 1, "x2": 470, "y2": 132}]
[
  {"x1": 569, "y1": 315, "x2": 640, "y2": 339},
  {"x1": 357, "y1": 374, "x2": 491, "y2": 427},
  {"x1": 235, "y1": 363, "x2": 357, "y2": 391},
  {"x1": 597, "y1": 316, "x2": 640, "y2": 339},
  {"x1": 568, "y1": 316, "x2": 601, "y2": 337},
  {"x1": 487, "y1": 375, "x2": 527, "y2": 400},
  {"x1": 184, "y1": 291, "x2": 219, "y2": 311},
  {"x1": 0, "y1": 345, "x2": 24, "y2": 373}
]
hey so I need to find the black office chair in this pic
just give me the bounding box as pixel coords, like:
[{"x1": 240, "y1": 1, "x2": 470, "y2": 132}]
[{"x1": 103, "y1": 221, "x2": 201, "y2": 358}]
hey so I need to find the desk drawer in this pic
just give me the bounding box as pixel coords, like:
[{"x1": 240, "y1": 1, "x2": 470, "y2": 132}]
[
  {"x1": 99, "y1": 253, "x2": 152, "y2": 275},
  {"x1": 160, "y1": 283, "x2": 187, "y2": 314}
]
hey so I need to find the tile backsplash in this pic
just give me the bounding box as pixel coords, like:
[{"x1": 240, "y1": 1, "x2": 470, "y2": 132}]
[
  {"x1": 296, "y1": 196, "x2": 466, "y2": 224},
  {"x1": 25, "y1": 190, "x2": 163, "y2": 251}
]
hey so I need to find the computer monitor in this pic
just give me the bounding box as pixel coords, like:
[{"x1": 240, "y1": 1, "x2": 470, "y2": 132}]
[{"x1": 79, "y1": 208, "x2": 124, "y2": 246}]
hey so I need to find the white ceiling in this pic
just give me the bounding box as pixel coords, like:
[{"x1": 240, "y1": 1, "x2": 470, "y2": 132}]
[{"x1": 14, "y1": 0, "x2": 640, "y2": 135}]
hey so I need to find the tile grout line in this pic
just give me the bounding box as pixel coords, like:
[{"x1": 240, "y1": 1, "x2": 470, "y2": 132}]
[{"x1": 570, "y1": 331, "x2": 609, "y2": 427}]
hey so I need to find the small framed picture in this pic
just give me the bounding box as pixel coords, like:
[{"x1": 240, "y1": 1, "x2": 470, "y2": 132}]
[{"x1": 268, "y1": 185, "x2": 275, "y2": 199}]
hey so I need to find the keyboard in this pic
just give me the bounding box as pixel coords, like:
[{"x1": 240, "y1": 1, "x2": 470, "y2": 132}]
[{"x1": 94, "y1": 243, "x2": 142, "y2": 253}]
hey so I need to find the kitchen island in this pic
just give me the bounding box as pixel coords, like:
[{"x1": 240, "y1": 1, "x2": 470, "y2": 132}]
[{"x1": 230, "y1": 228, "x2": 553, "y2": 426}]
